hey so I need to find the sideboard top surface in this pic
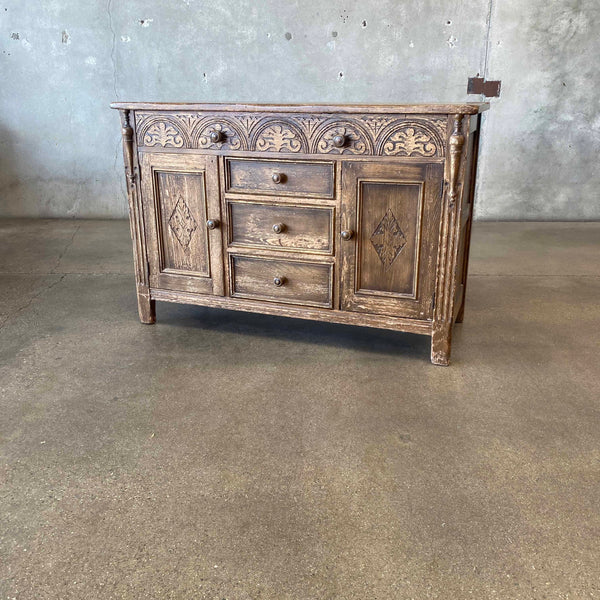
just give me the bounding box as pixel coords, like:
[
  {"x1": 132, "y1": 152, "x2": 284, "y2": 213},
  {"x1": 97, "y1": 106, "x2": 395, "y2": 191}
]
[{"x1": 110, "y1": 101, "x2": 489, "y2": 115}]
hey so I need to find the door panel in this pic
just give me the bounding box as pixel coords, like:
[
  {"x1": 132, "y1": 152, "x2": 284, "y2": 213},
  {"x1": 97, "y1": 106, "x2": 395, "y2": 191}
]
[
  {"x1": 357, "y1": 181, "x2": 422, "y2": 298},
  {"x1": 141, "y1": 153, "x2": 224, "y2": 295},
  {"x1": 340, "y1": 161, "x2": 442, "y2": 319},
  {"x1": 155, "y1": 170, "x2": 211, "y2": 277}
]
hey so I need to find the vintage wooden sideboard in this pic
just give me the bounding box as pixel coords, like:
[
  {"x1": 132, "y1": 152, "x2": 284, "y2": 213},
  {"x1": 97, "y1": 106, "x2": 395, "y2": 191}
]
[{"x1": 111, "y1": 102, "x2": 488, "y2": 365}]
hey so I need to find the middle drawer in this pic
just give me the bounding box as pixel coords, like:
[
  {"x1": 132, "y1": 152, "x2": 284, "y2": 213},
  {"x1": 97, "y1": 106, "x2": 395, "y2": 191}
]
[{"x1": 227, "y1": 201, "x2": 334, "y2": 254}]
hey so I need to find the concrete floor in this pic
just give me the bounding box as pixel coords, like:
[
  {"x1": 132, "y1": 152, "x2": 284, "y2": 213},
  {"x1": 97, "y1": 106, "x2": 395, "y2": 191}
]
[{"x1": 0, "y1": 219, "x2": 599, "y2": 599}]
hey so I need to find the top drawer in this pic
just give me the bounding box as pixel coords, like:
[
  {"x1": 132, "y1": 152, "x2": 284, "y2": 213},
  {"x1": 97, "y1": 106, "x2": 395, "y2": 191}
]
[{"x1": 225, "y1": 158, "x2": 335, "y2": 198}]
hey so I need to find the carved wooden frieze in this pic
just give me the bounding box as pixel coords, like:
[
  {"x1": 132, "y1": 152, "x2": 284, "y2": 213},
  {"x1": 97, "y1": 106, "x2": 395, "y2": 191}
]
[
  {"x1": 135, "y1": 112, "x2": 449, "y2": 157},
  {"x1": 252, "y1": 121, "x2": 307, "y2": 153},
  {"x1": 378, "y1": 122, "x2": 444, "y2": 157}
]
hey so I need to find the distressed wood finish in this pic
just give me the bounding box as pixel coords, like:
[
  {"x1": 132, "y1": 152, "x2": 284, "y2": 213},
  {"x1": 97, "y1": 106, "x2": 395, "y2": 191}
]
[
  {"x1": 340, "y1": 161, "x2": 442, "y2": 320},
  {"x1": 228, "y1": 201, "x2": 334, "y2": 254},
  {"x1": 119, "y1": 109, "x2": 155, "y2": 323},
  {"x1": 226, "y1": 158, "x2": 334, "y2": 197},
  {"x1": 230, "y1": 255, "x2": 333, "y2": 308},
  {"x1": 431, "y1": 114, "x2": 467, "y2": 365},
  {"x1": 113, "y1": 102, "x2": 487, "y2": 365},
  {"x1": 140, "y1": 152, "x2": 224, "y2": 296}
]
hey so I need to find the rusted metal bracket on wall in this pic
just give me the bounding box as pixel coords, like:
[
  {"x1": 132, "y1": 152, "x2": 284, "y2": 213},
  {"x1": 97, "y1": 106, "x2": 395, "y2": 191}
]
[{"x1": 467, "y1": 77, "x2": 501, "y2": 97}]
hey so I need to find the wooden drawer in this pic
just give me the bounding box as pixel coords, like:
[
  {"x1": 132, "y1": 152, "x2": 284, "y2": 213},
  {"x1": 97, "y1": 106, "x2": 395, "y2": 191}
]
[
  {"x1": 230, "y1": 255, "x2": 333, "y2": 308},
  {"x1": 225, "y1": 158, "x2": 334, "y2": 198},
  {"x1": 228, "y1": 201, "x2": 334, "y2": 254}
]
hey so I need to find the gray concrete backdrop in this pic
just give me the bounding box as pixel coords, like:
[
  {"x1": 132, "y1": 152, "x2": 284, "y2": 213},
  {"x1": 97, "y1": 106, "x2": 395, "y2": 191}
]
[{"x1": 1, "y1": 0, "x2": 598, "y2": 220}]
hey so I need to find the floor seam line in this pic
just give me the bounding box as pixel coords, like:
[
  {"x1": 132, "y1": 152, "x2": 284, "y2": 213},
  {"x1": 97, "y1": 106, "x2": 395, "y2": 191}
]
[
  {"x1": 0, "y1": 274, "x2": 68, "y2": 332},
  {"x1": 50, "y1": 223, "x2": 82, "y2": 274}
]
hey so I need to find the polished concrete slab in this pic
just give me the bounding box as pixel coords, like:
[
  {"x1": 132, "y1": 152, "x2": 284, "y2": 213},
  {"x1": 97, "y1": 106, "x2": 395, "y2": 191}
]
[{"x1": 0, "y1": 219, "x2": 599, "y2": 599}]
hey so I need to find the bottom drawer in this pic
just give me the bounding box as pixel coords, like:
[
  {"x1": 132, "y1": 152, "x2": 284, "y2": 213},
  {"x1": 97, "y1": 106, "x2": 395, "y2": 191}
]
[{"x1": 230, "y1": 255, "x2": 333, "y2": 308}]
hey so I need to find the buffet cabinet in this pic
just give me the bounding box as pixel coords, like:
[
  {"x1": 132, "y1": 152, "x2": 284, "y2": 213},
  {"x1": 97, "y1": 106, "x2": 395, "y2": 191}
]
[{"x1": 112, "y1": 102, "x2": 488, "y2": 365}]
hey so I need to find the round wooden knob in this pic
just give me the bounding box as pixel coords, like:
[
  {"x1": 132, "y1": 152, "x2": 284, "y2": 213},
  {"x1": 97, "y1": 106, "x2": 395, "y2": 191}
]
[
  {"x1": 209, "y1": 130, "x2": 223, "y2": 143},
  {"x1": 273, "y1": 276, "x2": 286, "y2": 287},
  {"x1": 271, "y1": 172, "x2": 285, "y2": 184},
  {"x1": 272, "y1": 223, "x2": 286, "y2": 234},
  {"x1": 206, "y1": 219, "x2": 219, "y2": 230},
  {"x1": 341, "y1": 229, "x2": 354, "y2": 240},
  {"x1": 333, "y1": 134, "x2": 346, "y2": 148}
]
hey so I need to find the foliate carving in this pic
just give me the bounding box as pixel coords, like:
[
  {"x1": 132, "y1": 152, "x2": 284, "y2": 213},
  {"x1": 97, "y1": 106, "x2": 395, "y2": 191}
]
[
  {"x1": 143, "y1": 121, "x2": 185, "y2": 148},
  {"x1": 359, "y1": 116, "x2": 396, "y2": 139},
  {"x1": 380, "y1": 123, "x2": 443, "y2": 157},
  {"x1": 193, "y1": 121, "x2": 243, "y2": 150},
  {"x1": 429, "y1": 116, "x2": 449, "y2": 141},
  {"x1": 135, "y1": 112, "x2": 448, "y2": 156},
  {"x1": 175, "y1": 113, "x2": 204, "y2": 131},
  {"x1": 370, "y1": 208, "x2": 407, "y2": 268},
  {"x1": 253, "y1": 122, "x2": 307, "y2": 153},
  {"x1": 233, "y1": 114, "x2": 262, "y2": 135},
  {"x1": 295, "y1": 115, "x2": 326, "y2": 138},
  {"x1": 313, "y1": 123, "x2": 370, "y2": 155},
  {"x1": 168, "y1": 195, "x2": 197, "y2": 249}
]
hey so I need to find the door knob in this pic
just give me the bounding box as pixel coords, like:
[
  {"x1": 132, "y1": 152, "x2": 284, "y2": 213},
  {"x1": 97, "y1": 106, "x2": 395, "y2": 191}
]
[
  {"x1": 333, "y1": 134, "x2": 347, "y2": 148},
  {"x1": 273, "y1": 276, "x2": 286, "y2": 287},
  {"x1": 341, "y1": 229, "x2": 354, "y2": 240},
  {"x1": 272, "y1": 223, "x2": 286, "y2": 234},
  {"x1": 206, "y1": 219, "x2": 219, "y2": 230},
  {"x1": 209, "y1": 129, "x2": 223, "y2": 143},
  {"x1": 272, "y1": 172, "x2": 285, "y2": 184}
]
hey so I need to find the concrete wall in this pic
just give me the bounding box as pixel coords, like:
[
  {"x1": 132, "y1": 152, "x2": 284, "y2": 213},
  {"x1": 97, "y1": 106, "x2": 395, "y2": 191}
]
[{"x1": 1, "y1": 0, "x2": 598, "y2": 220}]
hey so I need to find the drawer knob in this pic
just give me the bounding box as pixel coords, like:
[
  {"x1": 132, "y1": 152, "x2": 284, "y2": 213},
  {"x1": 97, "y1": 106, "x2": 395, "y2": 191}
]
[
  {"x1": 271, "y1": 172, "x2": 285, "y2": 184},
  {"x1": 206, "y1": 219, "x2": 220, "y2": 230},
  {"x1": 341, "y1": 229, "x2": 354, "y2": 241},
  {"x1": 333, "y1": 134, "x2": 347, "y2": 148},
  {"x1": 209, "y1": 129, "x2": 223, "y2": 143},
  {"x1": 272, "y1": 223, "x2": 286, "y2": 234},
  {"x1": 273, "y1": 276, "x2": 286, "y2": 287}
]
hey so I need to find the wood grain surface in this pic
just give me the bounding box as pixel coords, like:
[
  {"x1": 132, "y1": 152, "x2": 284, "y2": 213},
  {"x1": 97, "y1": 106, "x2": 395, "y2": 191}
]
[
  {"x1": 228, "y1": 201, "x2": 333, "y2": 254},
  {"x1": 114, "y1": 104, "x2": 484, "y2": 364}
]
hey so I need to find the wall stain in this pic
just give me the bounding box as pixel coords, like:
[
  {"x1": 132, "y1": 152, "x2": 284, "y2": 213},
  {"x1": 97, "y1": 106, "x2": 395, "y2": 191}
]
[
  {"x1": 61, "y1": 30, "x2": 70, "y2": 44},
  {"x1": 10, "y1": 32, "x2": 19, "y2": 40},
  {"x1": 284, "y1": 32, "x2": 292, "y2": 41}
]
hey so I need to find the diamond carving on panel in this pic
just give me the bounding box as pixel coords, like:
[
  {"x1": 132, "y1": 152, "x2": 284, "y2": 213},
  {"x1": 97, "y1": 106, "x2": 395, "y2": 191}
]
[
  {"x1": 370, "y1": 208, "x2": 407, "y2": 268},
  {"x1": 168, "y1": 195, "x2": 197, "y2": 249}
]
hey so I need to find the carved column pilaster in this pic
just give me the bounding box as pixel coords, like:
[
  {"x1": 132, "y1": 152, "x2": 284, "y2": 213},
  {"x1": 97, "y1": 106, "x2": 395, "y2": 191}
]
[
  {"x1": 118, "y1": 109, "x2": 154, "y2": 323},
  {"x1": 447, "y1": 114, "x2": 465, "y2": 208},
  {"x1": 431, "y1": 114, "x2": 466, "y2": 365}
]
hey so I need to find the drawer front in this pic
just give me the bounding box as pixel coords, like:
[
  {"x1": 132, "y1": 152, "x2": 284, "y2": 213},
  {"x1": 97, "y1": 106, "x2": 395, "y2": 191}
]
[
  {"x1": 228, "y1": 201, "x2": 333, "y2": 254},
  {"x1": 226, "y1": 158, "x2": 334, "y2": 197},
  {"x1": 230, "y1": 255, "x2": 333, "y2": 308}
]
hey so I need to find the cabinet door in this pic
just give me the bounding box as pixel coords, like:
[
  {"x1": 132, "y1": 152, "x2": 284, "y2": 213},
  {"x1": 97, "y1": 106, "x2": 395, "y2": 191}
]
[
  {"x1": 140, "y1": 152, "x2": 224, "y2": 295},
  {"x1": 340, "y1": 161, "x2": 442, "y2": 319}
]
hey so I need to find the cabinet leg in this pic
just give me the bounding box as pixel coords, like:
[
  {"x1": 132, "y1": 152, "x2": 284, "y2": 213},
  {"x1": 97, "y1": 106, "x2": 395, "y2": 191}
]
[
  {"x1": 137, "y1": 287, "x2": 156, "y2": 324},
  {"x1": 431, "y1": 326, "x2": 452, "y2": 366}
]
